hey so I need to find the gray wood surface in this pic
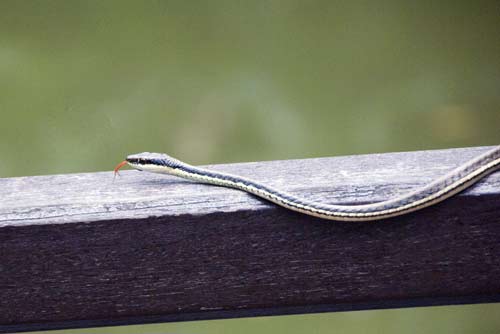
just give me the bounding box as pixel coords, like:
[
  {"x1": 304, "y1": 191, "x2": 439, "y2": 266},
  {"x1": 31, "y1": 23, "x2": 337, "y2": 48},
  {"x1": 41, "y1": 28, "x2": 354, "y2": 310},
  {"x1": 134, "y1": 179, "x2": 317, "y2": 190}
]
[{"x1": 1, "y1": 146, "x2": 499, "y2": 332}]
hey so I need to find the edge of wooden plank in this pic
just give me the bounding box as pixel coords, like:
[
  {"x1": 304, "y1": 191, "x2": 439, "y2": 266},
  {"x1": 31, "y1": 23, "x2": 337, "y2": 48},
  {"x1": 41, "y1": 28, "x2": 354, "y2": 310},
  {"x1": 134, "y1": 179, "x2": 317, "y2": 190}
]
[
  {"x1": 1, "y1": 146, "x2": 499, "y2": 227},
  {"x1": 2, "y1": 296, "x2": 500, "y2": 334}
]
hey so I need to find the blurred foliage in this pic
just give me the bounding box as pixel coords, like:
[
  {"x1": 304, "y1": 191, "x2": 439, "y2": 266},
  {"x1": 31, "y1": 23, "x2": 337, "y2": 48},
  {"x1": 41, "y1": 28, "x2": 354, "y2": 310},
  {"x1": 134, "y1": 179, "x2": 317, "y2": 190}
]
[
  {"x1": 31, "y1": 303, "x2": 500, "y2": 334},
  {"x1": 1, "y1": 0, "x2": 499, "y2": 333},
  {"x1": 1, "y1": 0, "x2": 499, "y2": 177}
]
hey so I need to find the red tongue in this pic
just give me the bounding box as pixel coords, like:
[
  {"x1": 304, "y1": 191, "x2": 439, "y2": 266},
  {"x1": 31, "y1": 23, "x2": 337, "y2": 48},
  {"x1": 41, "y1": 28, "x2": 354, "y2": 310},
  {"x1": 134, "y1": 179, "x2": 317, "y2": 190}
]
[{"x1": 114, "y1": 160, "x2": 128, "y2": 176}]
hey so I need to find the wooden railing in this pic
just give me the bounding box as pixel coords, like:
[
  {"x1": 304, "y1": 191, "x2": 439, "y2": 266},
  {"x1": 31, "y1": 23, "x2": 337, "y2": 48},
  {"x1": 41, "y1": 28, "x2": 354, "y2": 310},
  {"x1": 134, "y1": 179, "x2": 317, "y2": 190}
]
[{"x1": 1, "y1": 146, "x2": 499, "y2": 333}]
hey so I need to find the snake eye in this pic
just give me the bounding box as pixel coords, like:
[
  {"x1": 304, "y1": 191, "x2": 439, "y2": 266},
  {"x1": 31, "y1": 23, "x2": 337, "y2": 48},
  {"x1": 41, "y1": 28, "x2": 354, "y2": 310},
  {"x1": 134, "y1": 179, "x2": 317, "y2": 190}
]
[{"x1": 126, "y1": 158, "x2": 143, "y2": 164}]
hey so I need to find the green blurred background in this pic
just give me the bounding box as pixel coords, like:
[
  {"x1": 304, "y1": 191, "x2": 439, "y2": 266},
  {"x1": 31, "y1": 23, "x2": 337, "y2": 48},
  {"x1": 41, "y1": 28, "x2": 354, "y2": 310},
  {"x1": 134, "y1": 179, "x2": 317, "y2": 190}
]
[{"x1": 1, "y1": 0, "x2": 499, "y2": 333}]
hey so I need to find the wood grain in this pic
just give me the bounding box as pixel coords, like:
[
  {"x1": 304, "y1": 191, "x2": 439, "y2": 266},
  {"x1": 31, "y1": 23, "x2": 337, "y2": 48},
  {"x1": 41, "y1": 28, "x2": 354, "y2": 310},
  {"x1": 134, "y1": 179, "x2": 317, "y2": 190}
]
[{"x1": 1, "y1": 146, "x2": 499, "y2": 333}]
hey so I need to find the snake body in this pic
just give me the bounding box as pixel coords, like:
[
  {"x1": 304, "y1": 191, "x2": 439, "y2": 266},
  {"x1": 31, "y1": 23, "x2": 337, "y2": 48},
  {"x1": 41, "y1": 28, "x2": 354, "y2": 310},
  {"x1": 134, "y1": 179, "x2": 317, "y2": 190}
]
[{"x1": 118, "y1": 146, "x2": 500, "y2": 221}]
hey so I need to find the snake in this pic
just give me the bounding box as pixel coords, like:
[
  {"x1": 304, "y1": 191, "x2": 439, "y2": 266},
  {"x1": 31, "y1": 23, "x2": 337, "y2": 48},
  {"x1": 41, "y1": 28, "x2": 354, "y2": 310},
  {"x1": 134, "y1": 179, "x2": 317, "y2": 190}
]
[{"x1": 114, "y1": 146, "x2": 500, "y2": 221}]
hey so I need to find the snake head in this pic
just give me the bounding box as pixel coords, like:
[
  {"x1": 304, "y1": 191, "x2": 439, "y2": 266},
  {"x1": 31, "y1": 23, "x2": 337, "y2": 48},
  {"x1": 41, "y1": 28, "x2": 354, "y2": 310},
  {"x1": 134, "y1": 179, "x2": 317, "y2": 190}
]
[{"x1": 124, "y1": 152, "x2": 184, "y2": 174}]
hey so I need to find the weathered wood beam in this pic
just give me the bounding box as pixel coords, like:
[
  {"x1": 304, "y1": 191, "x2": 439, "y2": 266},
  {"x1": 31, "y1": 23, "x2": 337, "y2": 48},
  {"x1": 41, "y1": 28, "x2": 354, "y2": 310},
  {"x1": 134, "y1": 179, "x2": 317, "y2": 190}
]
[{"x1": 1, "y1": 146, "x2": 499, "y2": 333}]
